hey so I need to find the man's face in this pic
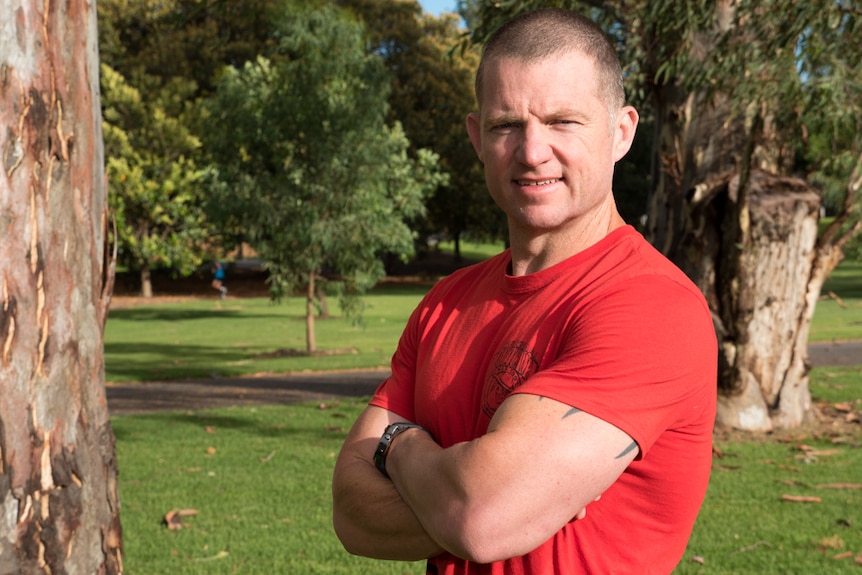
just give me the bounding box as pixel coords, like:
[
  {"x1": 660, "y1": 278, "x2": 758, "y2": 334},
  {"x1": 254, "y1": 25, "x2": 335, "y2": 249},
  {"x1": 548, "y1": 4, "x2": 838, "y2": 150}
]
[{"x1": 467, "y1": 51, "x2": 637, "y2": 242}]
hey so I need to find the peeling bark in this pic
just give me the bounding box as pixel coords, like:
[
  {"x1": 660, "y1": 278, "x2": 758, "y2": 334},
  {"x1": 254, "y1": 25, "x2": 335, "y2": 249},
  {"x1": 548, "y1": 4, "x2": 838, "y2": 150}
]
[{"x1": 0, "y1": 0, "x2": 123, "y2": 572}]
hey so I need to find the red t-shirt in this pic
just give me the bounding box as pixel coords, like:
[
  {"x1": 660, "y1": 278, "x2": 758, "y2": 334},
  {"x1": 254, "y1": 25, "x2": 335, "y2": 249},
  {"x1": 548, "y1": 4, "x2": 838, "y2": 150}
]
[{"x1": 371, "y1": 226, "x2": 717, "y2": 574}]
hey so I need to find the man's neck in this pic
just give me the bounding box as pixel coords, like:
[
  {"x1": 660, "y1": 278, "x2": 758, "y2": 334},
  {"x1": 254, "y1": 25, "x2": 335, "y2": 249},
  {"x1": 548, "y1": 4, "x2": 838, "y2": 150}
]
[{"x1": 508, "y1": 211, "x2": 626, "y2": 276}]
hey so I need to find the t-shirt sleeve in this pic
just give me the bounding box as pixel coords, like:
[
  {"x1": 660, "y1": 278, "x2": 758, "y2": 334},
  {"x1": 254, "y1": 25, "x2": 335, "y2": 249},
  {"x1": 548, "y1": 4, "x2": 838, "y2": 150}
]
[
  {"x1": 512, "y1": 275, "x2": 717, "y2": 457},
  {"x1": 368, "y1": 299, "x2": 423, "y2": 421}
]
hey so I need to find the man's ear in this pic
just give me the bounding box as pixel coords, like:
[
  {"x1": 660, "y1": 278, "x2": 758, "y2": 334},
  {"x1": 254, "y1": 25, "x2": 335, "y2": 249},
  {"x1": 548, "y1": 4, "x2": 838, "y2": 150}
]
[
  {"x1": 612, "y1": 106, "x2": 639, "y2": 163},
  {"x1": 466, "y1": 112, "x2": 484, "y2": 163}
]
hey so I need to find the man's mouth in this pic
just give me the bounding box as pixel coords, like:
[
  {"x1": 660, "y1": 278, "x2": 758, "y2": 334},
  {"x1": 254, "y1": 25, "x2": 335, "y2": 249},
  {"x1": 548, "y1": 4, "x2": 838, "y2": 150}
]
[{"x1": 516, "y1": 179, "x2": 561, "y2": 186}]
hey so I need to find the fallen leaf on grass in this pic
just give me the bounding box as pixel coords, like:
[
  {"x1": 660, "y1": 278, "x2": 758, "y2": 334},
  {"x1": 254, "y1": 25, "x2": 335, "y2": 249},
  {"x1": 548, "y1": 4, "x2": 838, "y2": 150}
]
[
  {"x1": 259, "y1": 450, "x2": 277, "y2": 462},
  {"x1": 817, "y1": 483, "x2": 862, "y2": 490},
  {"x1": 781, "y1": 494, "x2": 821, "y2": 503},
  {"x1": 689, "y1": 556, "x2": 705, "y2": 565},
  {"x1": 832, "y1": 551, "x2": 853, "y2": 560},
  {"x1": 818, "y1": 534, "x2": 844, "y2": 551},
  {"x1": 206, "y1": 446, "x2": 217, "y2": 455},
  {"x1": 164, "y1": 508, "x2": 199, "y2": 530},
  {"x1": 194, "y1": 550, "x2": 229, "y2": 561},
  {"x1": 205, "y1": 426, "x2": 216, "y2": 434}
]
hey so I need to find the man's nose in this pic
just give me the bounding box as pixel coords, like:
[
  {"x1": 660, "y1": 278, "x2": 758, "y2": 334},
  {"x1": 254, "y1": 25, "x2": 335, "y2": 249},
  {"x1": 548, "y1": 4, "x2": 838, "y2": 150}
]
[{"x1": 516, "y1": 123, "x2": 553, "y2": 166}]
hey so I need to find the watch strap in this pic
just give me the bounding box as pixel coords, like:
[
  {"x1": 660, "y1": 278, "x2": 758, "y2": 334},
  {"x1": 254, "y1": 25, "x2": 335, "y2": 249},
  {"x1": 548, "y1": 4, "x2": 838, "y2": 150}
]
[{"x1": 373, "y1": 422, "x2": 430, "y2": 479}]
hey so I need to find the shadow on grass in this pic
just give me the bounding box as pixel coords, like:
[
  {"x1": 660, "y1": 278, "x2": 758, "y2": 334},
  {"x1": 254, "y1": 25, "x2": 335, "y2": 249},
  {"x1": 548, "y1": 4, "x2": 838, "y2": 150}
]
[
  {"x1": 823, "y1": 261, "x2": 862, "y2": 298},
  {"x1": 108, "y1": 307, "x2": 248, "y2": 322},
  {"x1": 111, "y1": 403, "x2": 363, "y2": 442},
  {"x1": 104, "y1": 341, "x2": 256, "y2": 382}
]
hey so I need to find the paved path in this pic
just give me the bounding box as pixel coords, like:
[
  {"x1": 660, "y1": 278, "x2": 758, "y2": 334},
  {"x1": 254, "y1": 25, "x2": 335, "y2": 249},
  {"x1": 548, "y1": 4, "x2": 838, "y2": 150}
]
[
  {"x1": 105, "y1": 342, "x2": 860, "y2": 415},
  {"x1": 106, "y1": 368, "x2": 389, "y2": 415}
]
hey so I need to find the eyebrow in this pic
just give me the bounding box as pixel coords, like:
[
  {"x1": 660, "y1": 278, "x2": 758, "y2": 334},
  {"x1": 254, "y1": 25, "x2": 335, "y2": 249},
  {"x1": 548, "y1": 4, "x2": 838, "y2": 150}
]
[{"x1": 483, "y1": 108, "x2": 589, "y2": 129}]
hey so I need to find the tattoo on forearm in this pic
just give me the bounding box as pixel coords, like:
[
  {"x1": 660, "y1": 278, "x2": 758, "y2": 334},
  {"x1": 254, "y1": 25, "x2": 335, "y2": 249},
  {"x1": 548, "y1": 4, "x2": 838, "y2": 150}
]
[
  {"x1": 616, "y1": 441, "x2": 638, "y2": 459},
  {"x1": 562, "y1": 407, "x2": 582, "y2": 419}
]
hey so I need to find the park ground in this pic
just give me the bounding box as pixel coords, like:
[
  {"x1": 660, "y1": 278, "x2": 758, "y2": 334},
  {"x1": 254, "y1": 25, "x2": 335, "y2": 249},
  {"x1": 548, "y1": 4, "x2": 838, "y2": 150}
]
[{"x1": 105, "y1": 253, "x2": 861, "y2": 445}]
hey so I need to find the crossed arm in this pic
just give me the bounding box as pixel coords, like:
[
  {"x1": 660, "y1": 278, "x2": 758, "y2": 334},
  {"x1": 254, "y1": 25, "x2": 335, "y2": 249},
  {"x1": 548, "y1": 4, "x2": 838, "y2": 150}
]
[{"x1": 331, "y1": 393, "x2": 638, "y2": 563}]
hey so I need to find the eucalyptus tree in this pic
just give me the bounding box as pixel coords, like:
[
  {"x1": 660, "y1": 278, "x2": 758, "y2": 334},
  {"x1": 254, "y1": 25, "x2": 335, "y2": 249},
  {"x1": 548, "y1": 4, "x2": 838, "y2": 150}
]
[
  {"x1": 0, "y1": 1, "x2": 122, "y2": 571},
  {"x1": 204, "y1": 6, "x2": 444, "y2": 353},
  {"x1": 468, "y1": 0, "x2": 861, "y2": 430}
]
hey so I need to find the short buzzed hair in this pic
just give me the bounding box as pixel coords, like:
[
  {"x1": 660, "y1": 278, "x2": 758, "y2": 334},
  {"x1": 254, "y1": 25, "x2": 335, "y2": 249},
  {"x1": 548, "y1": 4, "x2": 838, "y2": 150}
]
[{"x1": 475, "y1": 8, "x2": 625, "y2": 114}]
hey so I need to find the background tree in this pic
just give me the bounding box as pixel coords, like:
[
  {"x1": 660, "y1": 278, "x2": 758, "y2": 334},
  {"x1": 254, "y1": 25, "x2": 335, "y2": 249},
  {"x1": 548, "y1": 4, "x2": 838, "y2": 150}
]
[
  {"x1": 97, "y1": 0, "x2": 289, "y2": 285},
  {"x1": 340, "y1": 0, "x2": 500, "y2": 259},
  {"x1": 467, "y1": 0, "x2": 861, "y2": 430},
  {"x1": 0, "y1": 1, "x2": 123, "y2": 572},
  {"x1": 204, "y1": 6, "x2": 444, "y2": 352},
  {"x1": 98, "y1": 0, "x2": 284, "y2": 97},
  {"x1": 101, "y1": 64, "x2": 212, "y2": 297}
]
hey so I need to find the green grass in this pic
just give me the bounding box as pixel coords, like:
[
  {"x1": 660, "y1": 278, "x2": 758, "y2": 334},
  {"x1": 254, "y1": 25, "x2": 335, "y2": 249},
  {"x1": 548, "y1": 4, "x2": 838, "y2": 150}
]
[
  {"x1": 675, "y1": 366, "x2": 862, "y2": 574},
  {"x1": 114, "y1": 400, "x2": 425, "y2": 574},
  {"x1": 437, "y1": 238, "x2": 507, "y2": 261},
  {"x1": 113, "y1": 367, "x2": 862, "y2": 574},
  {"x1": 105, "y1": 284, "x2": 428, "y2": 383},
  {"x1": 812, "y1": 260, "x2": 862, "y2": 342}
]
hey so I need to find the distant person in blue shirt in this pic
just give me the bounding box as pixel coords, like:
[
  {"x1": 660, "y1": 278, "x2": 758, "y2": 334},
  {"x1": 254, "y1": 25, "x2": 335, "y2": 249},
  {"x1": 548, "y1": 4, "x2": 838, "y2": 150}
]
[{"x1": 211, "y1": 261, "x2": 228, "y2": 299}]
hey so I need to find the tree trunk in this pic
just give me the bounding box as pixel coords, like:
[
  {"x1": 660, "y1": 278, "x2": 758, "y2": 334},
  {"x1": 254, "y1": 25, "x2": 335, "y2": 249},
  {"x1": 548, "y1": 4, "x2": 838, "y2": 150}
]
[
  {"x1": 682, "y1": 172, "x2": 822, "y2": 430},
  {"x1": 315, "y1": 276, "x2": 331, "y2": 319},
  {"x1": 644, "y1": 61, "x2": 819, "y2": 430},
  {"x1": 306, "y1": 271, "x2": 316, "y2": 353},
  {"x1": 0, "y1": 0, "x2": 123, "y2": 573},
  {"x1": 647, "y1": 81, "x2": 858, "y2": 430},
  {"x1": 140, "y1": 265, "x2": 153, "y2": 298}
]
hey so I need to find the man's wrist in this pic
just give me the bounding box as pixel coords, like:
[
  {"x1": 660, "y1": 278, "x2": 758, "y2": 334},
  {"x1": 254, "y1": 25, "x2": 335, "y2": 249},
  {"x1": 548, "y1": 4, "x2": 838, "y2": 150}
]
[{"x1": 373, "y1": 422, "x2": 433, "y2": 479}]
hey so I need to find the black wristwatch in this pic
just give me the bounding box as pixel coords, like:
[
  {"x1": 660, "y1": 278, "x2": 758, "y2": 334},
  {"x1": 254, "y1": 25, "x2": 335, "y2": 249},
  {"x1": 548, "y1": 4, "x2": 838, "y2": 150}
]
[{"x1": 373, "y1": 422, "x2": 431, "y2": 479}]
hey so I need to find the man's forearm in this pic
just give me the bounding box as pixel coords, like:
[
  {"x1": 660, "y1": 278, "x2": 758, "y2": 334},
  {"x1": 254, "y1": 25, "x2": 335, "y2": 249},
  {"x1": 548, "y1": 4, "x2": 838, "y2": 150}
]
[{"x1": 332, "y1": 439, "x2": 442, "y2": 560}]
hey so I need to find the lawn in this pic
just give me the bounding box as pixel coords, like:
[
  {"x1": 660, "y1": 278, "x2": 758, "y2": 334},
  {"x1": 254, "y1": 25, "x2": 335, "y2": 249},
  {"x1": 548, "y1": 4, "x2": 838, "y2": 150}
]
[
  {"x1": 104, "y1": 284, "x2": 428, "y2": 383},
  {"x1": 811, "y1": 260, "x2": 862, "y2": 342}
]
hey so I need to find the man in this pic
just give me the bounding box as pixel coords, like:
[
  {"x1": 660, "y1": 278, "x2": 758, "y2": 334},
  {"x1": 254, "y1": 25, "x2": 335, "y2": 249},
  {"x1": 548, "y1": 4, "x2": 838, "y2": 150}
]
[{"x1": 332, "y1": 7, "x2": 716, "y2": 574}]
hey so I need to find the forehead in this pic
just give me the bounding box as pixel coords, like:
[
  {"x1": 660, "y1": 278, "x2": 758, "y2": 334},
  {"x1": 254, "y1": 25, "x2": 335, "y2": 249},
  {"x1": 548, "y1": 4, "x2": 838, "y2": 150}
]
[{"x1": 479, "y1": 52, "x2": 603, "y2": 115}]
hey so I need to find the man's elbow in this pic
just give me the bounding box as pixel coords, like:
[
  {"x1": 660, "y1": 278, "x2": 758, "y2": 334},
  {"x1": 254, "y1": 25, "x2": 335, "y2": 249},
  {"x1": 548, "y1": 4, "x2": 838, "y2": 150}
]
[
  {"x1": 437, "y1": 509, "x2": 533, "y2": 564},
  {"x1": 332, "y1": 511, "x2": 367, "y2": 557}
]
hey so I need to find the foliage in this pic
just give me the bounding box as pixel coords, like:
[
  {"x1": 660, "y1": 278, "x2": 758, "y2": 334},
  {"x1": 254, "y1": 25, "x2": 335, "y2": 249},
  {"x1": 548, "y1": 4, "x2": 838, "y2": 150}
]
[
  {"x1": 339, "y1": 0, "x2": 501, "y2": 249},
  {"x1": 101, "y1": 64, "x2": 212, "y2": 282},
  {"x1": 97, "y1": 0, "x2": 284, "y2": 97},
  {"x1": 203, "y1": 6, "x2": 444, "y2": 335}
]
